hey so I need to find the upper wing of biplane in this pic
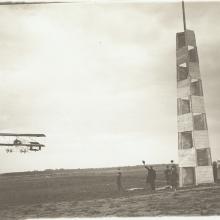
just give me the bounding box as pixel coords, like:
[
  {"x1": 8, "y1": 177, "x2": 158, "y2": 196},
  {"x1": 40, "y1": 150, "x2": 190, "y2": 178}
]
[
  {"x1": 0, "y1": 133, "x2": 46, "y2": 137},
  {"x1": 0, "y1": 143, "x2": 45, "y2": 147}
]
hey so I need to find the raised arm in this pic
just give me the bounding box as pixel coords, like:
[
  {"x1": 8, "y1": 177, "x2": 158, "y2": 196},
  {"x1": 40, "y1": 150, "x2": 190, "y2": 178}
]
[{"x1": 142, "y1": 160, "x2": 150, "y2": 170}]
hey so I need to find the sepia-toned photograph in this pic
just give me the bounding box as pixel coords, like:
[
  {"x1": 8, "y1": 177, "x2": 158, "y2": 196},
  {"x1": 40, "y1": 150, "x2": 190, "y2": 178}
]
[{"x1": 0, "y1": 0, "x2": 220, "y2": 219}]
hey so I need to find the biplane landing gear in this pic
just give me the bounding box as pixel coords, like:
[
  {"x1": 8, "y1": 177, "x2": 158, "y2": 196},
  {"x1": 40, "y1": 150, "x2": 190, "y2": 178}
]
[
  {"x1": 6, "y1": 148, "x2": 13, "y2": 153},
  {"x1": 20, "y1": 148, "x2": 28, "y2": 153}
]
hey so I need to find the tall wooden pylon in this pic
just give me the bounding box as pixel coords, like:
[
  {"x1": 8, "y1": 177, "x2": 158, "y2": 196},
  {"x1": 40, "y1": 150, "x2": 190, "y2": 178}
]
[{"x1": 176, "y1": 1, "x2": 214, "y2": 186}]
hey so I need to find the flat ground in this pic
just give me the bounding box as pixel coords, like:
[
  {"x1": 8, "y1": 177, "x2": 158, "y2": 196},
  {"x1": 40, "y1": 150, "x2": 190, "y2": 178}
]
[{"x1": 0, "y1": 165, "x2": 220, "y2": 219}]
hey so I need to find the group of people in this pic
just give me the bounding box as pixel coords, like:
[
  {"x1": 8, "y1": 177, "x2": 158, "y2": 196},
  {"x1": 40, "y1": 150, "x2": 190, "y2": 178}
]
[{"x1": 116, "y1": 160, "x2": 178, "y2": 192}]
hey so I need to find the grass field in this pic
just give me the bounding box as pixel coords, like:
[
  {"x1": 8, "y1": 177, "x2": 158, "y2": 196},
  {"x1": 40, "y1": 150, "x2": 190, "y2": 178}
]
[{"x1": 0, "y1": 164, "x2": 220, "y2": 219}]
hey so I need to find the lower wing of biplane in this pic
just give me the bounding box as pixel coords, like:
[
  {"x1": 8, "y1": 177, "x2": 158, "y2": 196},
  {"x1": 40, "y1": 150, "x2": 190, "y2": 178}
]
[{"x1": 0, "y1": 133, "x2": 46, "y2": 153}]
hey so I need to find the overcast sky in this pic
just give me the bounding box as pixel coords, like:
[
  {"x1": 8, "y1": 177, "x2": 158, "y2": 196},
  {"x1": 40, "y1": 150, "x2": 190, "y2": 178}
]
[{"x1": 0, "y1": 1, "x2": 220, "y2": 173}]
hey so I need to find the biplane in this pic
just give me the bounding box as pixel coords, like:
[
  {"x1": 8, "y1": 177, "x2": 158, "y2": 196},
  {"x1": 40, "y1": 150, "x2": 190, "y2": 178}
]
[{"x1": 0, "y1": 133, "x2": 46, "y2": 153}]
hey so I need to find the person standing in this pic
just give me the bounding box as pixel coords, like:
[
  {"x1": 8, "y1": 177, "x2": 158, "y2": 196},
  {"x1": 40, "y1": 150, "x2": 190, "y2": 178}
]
[
  {"x1": 142, "y1": 161, "x2": 156, "y2": 191},
  {"x1": 116, "y1": 168, "x2": 123, "y2": 192},
  {"x1": 170, "y1": 160, "x2": 176, "y2": 169},
  {"x1": 213, "y1": 161, "x2": 218, "y2": 183},
  {"x1": 164, "y1": 165, "x2": 170, "y2": 186},
  {"x1": 170, "y1": 166, "x2": 178, "y2": 191}
]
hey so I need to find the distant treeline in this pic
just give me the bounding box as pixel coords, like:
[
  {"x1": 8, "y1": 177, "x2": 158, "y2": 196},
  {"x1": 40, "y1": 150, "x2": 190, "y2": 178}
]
[
  {"x1": 0, "y1": 164, "x2": 172, "y2": 177},
  {"x1": 1, "y1": 168, "x2": 79, "y2": 177}
]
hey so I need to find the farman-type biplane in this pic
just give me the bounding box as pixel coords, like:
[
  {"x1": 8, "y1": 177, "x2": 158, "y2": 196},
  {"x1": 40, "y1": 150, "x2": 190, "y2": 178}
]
[{"x1": 0, "y1": 133, "x2": 46, "y2": 153}]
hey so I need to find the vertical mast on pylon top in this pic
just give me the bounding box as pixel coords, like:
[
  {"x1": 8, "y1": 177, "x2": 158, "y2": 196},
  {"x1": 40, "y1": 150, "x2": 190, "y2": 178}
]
[{"x1": 182, "y1": 1, "x2": 186, "y2": 31}]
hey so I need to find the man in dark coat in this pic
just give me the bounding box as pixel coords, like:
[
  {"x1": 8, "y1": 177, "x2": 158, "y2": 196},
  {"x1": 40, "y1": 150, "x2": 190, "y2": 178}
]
[
  {"x1": 170, "y1": 166, "x2": 178, "y2": 191},
  {"x1": 164, "y1": 165, "x2": 170, "y2": 186},
  {"x1": 116, "y1": 168, "x2": 123, "y2": 192},
  {"x1": 142, "y1": 161, "x2": 156, "y2": 191},
  {"x1": 213, "y1": 161, "x2": 218, "y2": 183}
]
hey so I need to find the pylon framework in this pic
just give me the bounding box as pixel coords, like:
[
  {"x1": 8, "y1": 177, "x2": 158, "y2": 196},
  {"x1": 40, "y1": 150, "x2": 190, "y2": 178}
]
[{"x1": 176, "y1": 1, "x2": 214, "y2": 187}]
